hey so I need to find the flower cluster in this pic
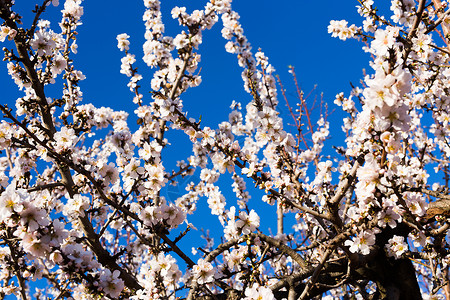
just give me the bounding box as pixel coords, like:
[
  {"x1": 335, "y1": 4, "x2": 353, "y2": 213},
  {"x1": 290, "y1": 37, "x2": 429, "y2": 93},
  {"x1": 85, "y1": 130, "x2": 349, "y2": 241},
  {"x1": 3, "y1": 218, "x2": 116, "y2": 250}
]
[
  {"x1": 224, "y1": 207, "x2": 260, "y2": 239},
  {"x1": 385, "y1": 235, "x2": 408, "y2": 259},
  {"x1": 328, "y1": 20, "x2": 359, "y2": 41},
  {"x1": 0, "y1": 26, "x2": 16, "y2": 42},
  {"x1": 192, "y1": 258, "x2": 216, "y2": 284},
  {"x1": 244, "y1": 283, "x2": 275, "y2": 300},
  {"x1": 140, "y1": 201, "x2": 186, "y2": 229},
  {"x1": 133, "y1": 253, "x2": 182, "y2": 299}
]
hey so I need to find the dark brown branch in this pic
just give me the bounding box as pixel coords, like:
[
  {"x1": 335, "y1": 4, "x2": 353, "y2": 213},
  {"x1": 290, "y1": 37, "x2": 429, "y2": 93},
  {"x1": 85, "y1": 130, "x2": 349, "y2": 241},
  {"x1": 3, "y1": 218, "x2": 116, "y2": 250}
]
[
  {"x1": 408, "y1": 0, "x2": 426, "y2": 40},
  {"x1": 27, "y1": 182, "x2": 65, "y2": 192},
  {"x1": 78, "y1": 214, "x2": 142, "y2": 291},
  {"x1": 298, "y1": 247, "x2": 335, "y2": 300},
  {"x1": 157, "y1": 232, "x2": 195, "y2": 268},
  {"x1": 29, "y1": 0, "x2": 52, "y2": 37}
]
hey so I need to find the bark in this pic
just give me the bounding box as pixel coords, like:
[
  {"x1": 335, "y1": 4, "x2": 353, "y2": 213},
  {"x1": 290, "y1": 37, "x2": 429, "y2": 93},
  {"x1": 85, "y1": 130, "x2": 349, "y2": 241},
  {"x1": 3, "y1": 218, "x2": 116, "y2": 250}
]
[
  {"x1": 427, "y1": 199, "x2": 450, "y2": 220},
  {"x1": 352, "y1": 223, "x2": 422, "y2": 300},
  {"x1": 353, "y1": 254, "x2": 422, "y2": 300}
]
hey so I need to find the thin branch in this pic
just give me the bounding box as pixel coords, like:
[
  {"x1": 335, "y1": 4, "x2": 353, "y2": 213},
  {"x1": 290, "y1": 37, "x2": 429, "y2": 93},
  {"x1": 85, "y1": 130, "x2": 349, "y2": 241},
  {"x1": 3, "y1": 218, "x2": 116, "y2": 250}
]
[
  {"x1": 78, "y1": 214, "x2": 143, "y2": 291},
  {"x1": 29, "y1": 0, "x2": 52, "y2": 37},
  {"x1": 329, "y1": 153, "x2": 364, "y2": 206},
  {"x1": 425, "y1": 6, "x2": 450, "y2": 34},
  {"x1": 408, "y1": 0, "x2": 426, "y2": 40},
  {"x1": 27, "y1": 182, "x2": 65, "y2": 192},
  {"x1": 157, "y1": 232, "x2": 196, "y2": 268},
  {"x1": 98, "y1": 208, "x2": 120, "y2": 238},
  {"x1": 6, "y1": 238, "x2": 28, "y2": 300},
  {"x1": 298, "y1": 246, "x2": 335, "y2": 300}
]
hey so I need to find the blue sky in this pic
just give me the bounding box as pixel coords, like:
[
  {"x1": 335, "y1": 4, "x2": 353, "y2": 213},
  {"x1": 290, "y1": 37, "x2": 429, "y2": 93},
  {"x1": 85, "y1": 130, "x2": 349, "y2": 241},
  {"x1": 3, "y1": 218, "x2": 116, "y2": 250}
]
[
  {"x1": 0, "y1": 0, "x2": 376, "y2": 265},
  {"x1": 77, "y1": 0, "x2": 370, "y2": 121},
  {"x1": 1, "y1": 1, "x2": 371, "y2": 129}
]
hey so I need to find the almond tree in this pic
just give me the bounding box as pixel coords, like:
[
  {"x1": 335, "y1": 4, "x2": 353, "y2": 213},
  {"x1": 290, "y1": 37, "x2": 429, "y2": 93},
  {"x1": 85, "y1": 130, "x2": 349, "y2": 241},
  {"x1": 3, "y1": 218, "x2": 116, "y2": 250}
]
[{"x1": 1, "y1": 0, "x2": 450, "y2": 299}]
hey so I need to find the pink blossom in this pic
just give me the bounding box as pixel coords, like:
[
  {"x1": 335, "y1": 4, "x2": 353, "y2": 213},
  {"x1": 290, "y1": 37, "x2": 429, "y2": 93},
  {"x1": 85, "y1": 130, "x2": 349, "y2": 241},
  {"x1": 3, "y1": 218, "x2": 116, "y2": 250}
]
[
  {"x1": 235, "y1": 209, "x2": 260, "y2": 234},
  {"x1": 244, "y1": 283, "x2": 275, "y2": 300},
  {"x1": 345, "y1": 230, "x2": 377, "y2": 255},
  {"x1": 192, "y1": 258, "x2": 215, "y2": 284}
]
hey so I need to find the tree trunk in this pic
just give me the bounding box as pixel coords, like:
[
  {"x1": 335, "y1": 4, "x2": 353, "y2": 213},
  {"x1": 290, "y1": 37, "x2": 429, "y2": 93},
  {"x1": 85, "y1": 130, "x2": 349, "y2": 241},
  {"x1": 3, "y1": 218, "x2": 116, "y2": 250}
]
[{"x1": 354, "y1": 224, "x2": 422, "y2": 300}]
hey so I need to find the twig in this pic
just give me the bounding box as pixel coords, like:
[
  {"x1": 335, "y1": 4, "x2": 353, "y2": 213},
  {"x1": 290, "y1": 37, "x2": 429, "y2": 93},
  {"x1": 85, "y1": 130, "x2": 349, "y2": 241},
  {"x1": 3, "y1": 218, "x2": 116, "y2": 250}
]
[
  {"x1": 29, "y1": 0, "x2": 52, "y2": 37},
  {"x1": 408, "y1": 0, "x2": 426, "y2": 40},
  {"x1": 298, "y1": 246, "x2": 335, "y2": 300},
  {"x1": 425, "y1": 6, "x2": 450, "y2": 34},
  {"x1": 27, "y1": 182, "x2": 65, "y2": 192}
]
